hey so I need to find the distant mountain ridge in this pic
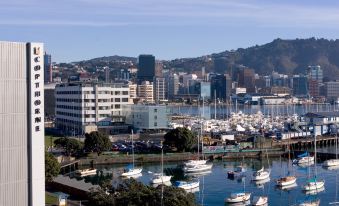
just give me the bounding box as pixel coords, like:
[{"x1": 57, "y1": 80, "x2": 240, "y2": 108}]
[{"x1": 73, "y1": 38, "x2": 339, "y2": 80}]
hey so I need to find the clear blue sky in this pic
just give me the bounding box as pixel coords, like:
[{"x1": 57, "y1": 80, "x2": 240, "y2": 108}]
[{"x1": 2, "y1": 0, "x2": 339, "y2": 63}]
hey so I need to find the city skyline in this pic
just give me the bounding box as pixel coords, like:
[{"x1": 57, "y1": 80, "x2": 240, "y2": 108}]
[{"x1": 2, "y1": 0, "x2": 339, "y2": 62}]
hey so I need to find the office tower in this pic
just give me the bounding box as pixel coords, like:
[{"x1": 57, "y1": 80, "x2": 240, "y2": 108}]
[
  {"x1": 324, "y1": 81, "x2": 339, "y2": 101},
  {"x1": 292, "y1": 75, "x2": 309, "y2": 97},
  {"x1": 0, "y1": 41, "x2": 45, "y2": 206},
  {"x1": 155, "y1": 61, "x2": 163, "y2": 77},
  {"x1": 238, "y1": 68, "x2": 255, "y2": 93},
  {"x1": 182, "y1": 74, "x2": 198, "y2": 93},
  {"x1": 104, "y1": 67, "x2": 110, "y2": 83},
  {"x1": 196, "y1": 81, "x2": 211, "y2": 100},
  {"x1": 168, "y1": 73, "x2": 179, "y2": 100},
  {"x1": 210, "y1": 74, "x2": 232, "y2": 102},
  {"x1": 213, "y1": 57, "x2": 228, "y2": 73},
  {"x1": 55, "y1": 82, "x2": 131, "y2": 135},
  {"x1": 307, "y1": 65, "x2": 323, "y2": 97},
  {"x1": 129, "y1": 83, "x2": 138, "y2": 99},
  {"x1": 44, "y1": 52, "x2": 52, "y2": 83},
  {"x1": 154, "y1": 77, "x2": 166, "y2": 103},
  {"x1": 137, "y1": 54, "x2": 155, "y2": 84},
  {"x1": 137, "y1": 81, "x2": 154, "y2": 103}
]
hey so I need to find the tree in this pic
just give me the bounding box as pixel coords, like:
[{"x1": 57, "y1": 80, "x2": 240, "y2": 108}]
[
  {"x1": 84, "y1": 131, "x2": 111, "y2": 155},
  {"x1": 54, "y1": 137, "x2": 84, "y2": 156},
  {"x1": 163, "y1": 127, "x2": 196, "y2": 152},
  {"x1": 88, "y1": 178, "x2": 197, "y2": 206},
  {"x1": 45, "y1": 152, "x2": 60, "y2": 183}
]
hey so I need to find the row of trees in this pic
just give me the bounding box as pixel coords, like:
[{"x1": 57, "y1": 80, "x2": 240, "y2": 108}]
[{"x1": 88, "y1": 178, "x2": 197, "y2": 206}]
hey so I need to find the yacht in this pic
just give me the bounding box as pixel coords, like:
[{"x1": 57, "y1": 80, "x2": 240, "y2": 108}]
[
  {"x1": 184, "y1": 159, "x2": 207, "y2": 167},
  {"x1": 252, "y1": 196, "x2": 268, "y2": 206},
  {"x1": 303, "y1": 178, "x2": 325, "y2": 191},
  {"x1": 183, "y1": 164, "x2": 212, "y2": 173},
  {"x1": 293, "y1": 152, "x2": 314, "y2": 165},
  {"x1": 252, "y1": 167, "x2": 270, "y2": 181},
  {"x1": 323, "y1": 159, "x2": 339, "y2": 167},
  {"x1": 151, "y1": 141, "x2": 172, "y2": 184},
  {"x1": 276, "y1": 176, "x2": 297, "y2": 187},
  {"x1": 174, "y1": 180, "x2": 199, "y2": 190},
  {"x1": 225, "y1": 192, "x2": 251, "y2": 203},
  {"x1": 121, "y1": 168, "x2": 143, "y2": 177}
]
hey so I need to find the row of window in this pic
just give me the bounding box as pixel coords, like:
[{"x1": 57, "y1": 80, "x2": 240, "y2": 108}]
[
  {"x1": 56, "y1": 90, "x2": 129, "y2": 95},
  {"x1": 56, "y1": 111, "x2": 82, "y2": 117},
  {"x1": 56, "y1": 98, "x2": 129, "y2": 103}
]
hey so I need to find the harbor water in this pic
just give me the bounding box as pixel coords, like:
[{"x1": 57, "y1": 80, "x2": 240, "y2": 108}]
[{"x1": 76, "y1": 157, "x2": 339, "y2": 206}]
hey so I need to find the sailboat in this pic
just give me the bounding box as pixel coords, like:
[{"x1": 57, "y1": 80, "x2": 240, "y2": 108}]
[
  {"x1": 253, "y1": 151, "x2": 270, "y2": 181},
  {"x1": 323, "y1": 127, "x2": 339, "y2": 167},
  {"x1": 121, "y1": 130, "x2": 142, "y2": 177},
  {"x1": 302, "y1": 126, "x2": 325, "y2": 191},
  {"x1": 174, "y1": 179, "x2": 200, "y2": 190},
  {"x1": 225, "y1": 176, "x2": 251, "y2": 203},
  {"x1": 298, "y1": 199, "x2": 320, "y2": 206},
  {"x1": 151, "y1": 141, "x2": 172, "y2": 184},
  {"x1": 252, "y1": 196, "x2": 268, "y2": 206},
  {"x1": 276, "y1": 143, "x2": 297, "y2": 187},
  {"x1": 293, "y1": 151, "x2": 314, "y2": 165}
]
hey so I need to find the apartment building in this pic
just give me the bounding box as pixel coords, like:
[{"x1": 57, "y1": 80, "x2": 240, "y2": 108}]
[
  {"x1": 55, "y1": 82, "x2": 131, "y2": 135},
  {"x1": 137, "y1": 81, "x2": 154, "y2": 103}
]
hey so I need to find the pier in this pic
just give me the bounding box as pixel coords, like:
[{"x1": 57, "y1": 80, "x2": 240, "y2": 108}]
[{"x1": 275, "y1": 135, "x2": 337, "y2": 150}]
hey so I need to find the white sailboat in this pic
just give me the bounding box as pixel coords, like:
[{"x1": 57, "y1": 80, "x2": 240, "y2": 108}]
[
  {"x1": 226, "y1": 174, "x2": 251, "y2": 203},
  {"x1": 252, "y1": 167, "x2": 270, "y2": 181},
  {"x1": 292, "y1": 152, "x2": 314, "y2": 165},
  {"x1": 252, "y1": 196, "x2": 268, "y2": 206},
  {"x1": 174, "y1": 179, "x2": 199, "y2": 190},
  {"x1": 276, "y1": 143, "x2": 297, "y2": 187},
  {"x1": 303, "y1": 126, "x2": 325, "y2": 191},
  {"x1": 121, "y1": 130, "x2": 142, "y2": 177},
  {"x1": 151, "y1": 141, "x2": 172, "y2": 184},
  {"x1": 323, "y1": 128, "x2": 339, "y2": 167},
  {"x1": 75, "y1": 168, "x2": 97, "y2": 176}
]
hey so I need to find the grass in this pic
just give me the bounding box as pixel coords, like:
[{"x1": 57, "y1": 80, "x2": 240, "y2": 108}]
[{"x1": 45, "y1": 192, "x2": 58, "y2": 205}]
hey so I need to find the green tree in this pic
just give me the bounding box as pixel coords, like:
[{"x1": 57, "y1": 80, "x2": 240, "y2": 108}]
[
  {"x1": 163, "y1": 127, "x2": 196, "y2": 152},
  {"x1": 88, "y1": 179, "x2": 197, "y2": 206},
  {"x1": 45, "y1": 152, "x2": 60, "y2": 182},
  {"x1": 54, "y1": 137, "x2": 84, "y2": 156},
  {"x1": 84, "y1": 131, "x2": 111, "y2": 155}
]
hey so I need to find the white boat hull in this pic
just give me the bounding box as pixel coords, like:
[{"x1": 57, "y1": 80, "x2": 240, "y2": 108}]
[
  {"x1": 176, "y1": 181, "x2": 199, "y2": 190},
  {"x1": 75, "y1": 169, "x2": 97, "y2": 176},
  {"x1": 151, "y1": 175, "x2": 172, "y2": 184},
  {"x1": 184, "y1": 164, "x2": 212, "y2": 173},
  {"x1": 323, "y1": 159, "x2": 339, "y2": 167},
  {"x1": 303, "y1": 180, "x2": 325, "y2": 191},
  {"x1": 121, "y1": 168, "x2": 142, "y2": 177},
  {"x1": 252, "y1": 171, "x2": 270, "y2": 181},
  {"x1": 184, "y1": 159, "x2": 207, "y2": 167},
  {"x1": 294, "y1": 156, "x2": 314, "y2": 165},
  {"x1": 252, "y1": 196, "x2": 268, "y2": 206},
  {"x1": 276, "y1": 176, "x2": 297, "y2": 187},
  {"x1": 225, "y1": 193, "x2": 251, "y2": 203}
]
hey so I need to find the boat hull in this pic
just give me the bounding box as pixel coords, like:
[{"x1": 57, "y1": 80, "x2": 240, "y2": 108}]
[
  {"x1": 151, "y1": 175, "x2": 172, "y2": 184},
  {"x1": 276, "y1": 176, "x2": 297, "y2": 187},
  {"x1": 184, "y1": 164, "x2": 212, "y2": 173},
  {"x1": 225, "y1": 193, "x2": 251, "y2": 203},
  {"x1": 323, "y1": 159, "x2": 339, "y2": 167},
  {"x1": 121, "y1": 168, "x2": 143, "y2": 177},
  {"x1": 303, "y1": 180, "x2": 325, "y2": 191}
]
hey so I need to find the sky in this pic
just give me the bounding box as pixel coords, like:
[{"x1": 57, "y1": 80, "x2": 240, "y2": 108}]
[{"x1": 2, "y1": 0, "x2": 339, "y2": 62}]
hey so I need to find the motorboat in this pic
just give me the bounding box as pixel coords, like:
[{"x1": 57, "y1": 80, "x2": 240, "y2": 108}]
[
  {"x1": 75, "y1": 168, "x2": 97, "y2": 176},
  {"x1": 252, "y1": 196, "x2": 268, "y2": 206},
  {"x1": 121, "y1": 168, "x2": 143, "y2": 177},
  {"x1": 323, "y1": 159, "x2": 339, "y2": 167},
  {"x1": 228, "y1": 166, "x2": 246, "y2": 179},
  {"x1": 276, "y1": 176, "x2": 297, "y2": 187},
  {"x1": 151, "y1": 173, "x2": 172, "y2": 184},
  {"x1": 183, "y1": 164, "x2": 212, "y2": 173},
  {"x1": 293, "y1": 152, "x2": 314, "y2": 165},
  {"x1": 302, "y1": 178, "x2": 325, "y2": 191},
  {"x1": 225, "y1": 192, "x2": 251, "y2": 203},
  {"x1": 184, "y1": 159, "x2": 207, "y2": 167},
  {"x1": 174, "y1": 180, "x2": 199, "y2": 190},
  {"x1": 252, "y1": 167, "x2": 270, "y2": 181}
]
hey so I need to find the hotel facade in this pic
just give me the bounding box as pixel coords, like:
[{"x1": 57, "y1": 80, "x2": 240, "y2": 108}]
[{"x1": 0, "y1": 41, "x2": 45, "y2": 206}]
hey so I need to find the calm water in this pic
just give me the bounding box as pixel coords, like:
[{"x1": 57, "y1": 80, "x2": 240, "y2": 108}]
[
  {"x1": 168, "y1": 104, "x2": 339, "y2": 119},
  {"x1": 78, "y1": 157, "x2": 339, "y2": 206}
]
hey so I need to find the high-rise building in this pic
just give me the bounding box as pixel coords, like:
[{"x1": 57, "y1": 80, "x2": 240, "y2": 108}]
[
  {"x1": 237, "y1": 68, "x2": 255, "y2": 93},
  {"x1": 104, "y1": 67, "x2": 110, "y2": 83},
  {"x1": 308, "y1": 65, "x2": 323, "y2": 83},
  {"x1": 167, "y1": 73, "x2": 179, "y2": 100},
  {"x1": 196, "y1": 81, "x2": 211, "y2": 99},
  {"x1": 324, "y1": 81, "x2": 339, "y2": 101},
  {"x1": 154, "y1": 77, "x2": 166, "y2": 103},
  {"x1": 55, "y1": 82, "x2": 131, "y2": 135},
  {"x1": 210, "y1": 74, "x2": 232, "y2": 102},
  {"x1": 44, "y1": 52, "x2": 52, "y2": 83},
  {"x1": 129, "y1": 83, "x2": 138, "y2": 100},
  {"x1": 292, "y1": 75, "x2": 308, "y2": 97},
  {"x1": 137, "y1": 54, "x2": 155, "y2": 84},
  {"x1": 0, "y1": 41, "x2": 45, "y2": 206},
  {"x1": 155, "y1": 61, "x2": 163, "y2": 77},
  {"x1": 137, "y1": 81, "x2": 154, "y2": 103}
]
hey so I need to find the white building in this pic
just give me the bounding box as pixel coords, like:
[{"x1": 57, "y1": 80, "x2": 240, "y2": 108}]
[
  {"x1": 154, "y1": 77, "x2": 167, "y2": 103},
  {"x1": 129, "y1": 83, "x2": 137, "y2": 100},
  {"x1": 0, "y1": 41, "x2": 45, "y2": 206},
  {"x1": 55, "y1": 82, "x2": 131, "y2": 135},
  {"x1": 123, "y1": 105, "x2": 170, "y2": 131},
  {"x1": 137, "y1": 81, "x2": 154, "y2": 103}
]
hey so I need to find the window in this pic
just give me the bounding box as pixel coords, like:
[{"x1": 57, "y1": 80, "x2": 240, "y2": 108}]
[
  {"x1": 122, "y1": 91, "x2": 128, "y2": 95},
  {"x1": 115, "y1": 98, "x2": 120, "y2": 102},
  {"x1": 115, "y1": 105, "x2": 121, "y2": 109},
  {"x1": 154, "y1": 122, "x2": 158, "y2": 127},
  {"x1": 122, "y1": 98, "x2": 129, "y2": 102},
  {"x1": 154, "y1": 115, "x2": 157, "y2": 120},
  {"x1": 154, "y1": 109, "x2": 158, "y2": 112},
  {"x1": 115, "y1": 91, "x2": 120, "y2": 95}
]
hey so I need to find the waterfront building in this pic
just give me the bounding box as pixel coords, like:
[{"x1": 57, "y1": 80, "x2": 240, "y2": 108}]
[
  {"x1": 167, "y1": 73, "x2": 179, "y2": 100},
  {"x1": 137, "y1": 54, "x2": 155, "y2": 84},
  {"x1": 154, "y1": 77, "x2": 167, "y2": 103},
  {"x1": 55, "y1": 82, "x2": 131, "y2": 135},
  {"x1": 137, "y1": 81, "x2": 154, "y2": 103},
  {"x1": 129, "y1": 83, "x2": 138, "y2": 100},
  {"x1": 324, "y1": 81, "x2": 339, "y2": 102},
  {"x1": 123, "y1": 104, "x2": 170, "y2": 131},
  {"x1": 44, "y1": 52, "x2": 52, "y2": 83},
  {"x1": 0, "y1": 41, "x2": 45, "y2": 206},
  {"x1": 237, "y1": 67, "x2": 255, "y2": 93},
  {"x1": 308, "y1": 65, "x2": 323, "y2": 83},
  {"x1": 195, "y1": 81, "x2": 211, "y2": 100},
  {"x1": 155, "y1": 61, "x2": 163, "y2": 77},
  {"x1": 182, "y1": 73, "x2": 198, "y2": 90}
]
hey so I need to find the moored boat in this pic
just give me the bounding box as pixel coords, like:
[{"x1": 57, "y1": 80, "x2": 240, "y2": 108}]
[
  {"x1": 75, "y1": 168, "x2": 97, "y2": 176},
  {"x1": 225, "y1": 192, "x2": 251, "y2": 203},
  {"x1": 174, "y1": 180, "x2": 199, "y2": 190},
  {"x1": 276, "y1": 176, "x2": 297, "y2": 187},
  {"x1": 252, "y1": 167, "x2": 270, "y2": 181},
  {"x1": 252, "y1": 196, "x2": 268, "y2": 206}
]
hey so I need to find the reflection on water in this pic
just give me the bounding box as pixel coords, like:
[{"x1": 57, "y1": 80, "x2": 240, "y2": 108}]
[{"x1": 71, "y1": 157, "x2": 339, "y2": 206}]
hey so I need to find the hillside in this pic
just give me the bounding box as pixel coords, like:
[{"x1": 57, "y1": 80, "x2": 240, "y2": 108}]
[{"x1": 70, "y1": 38, "x2": 339, "y2": 80}]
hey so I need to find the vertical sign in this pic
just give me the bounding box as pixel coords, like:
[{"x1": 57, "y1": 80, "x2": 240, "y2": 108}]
[{"x1": 27, "y1": 43, "x2": 45, "y2": 206}]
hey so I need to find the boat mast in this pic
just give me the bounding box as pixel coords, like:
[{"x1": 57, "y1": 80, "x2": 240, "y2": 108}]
[
  {"x1": 214, "y1": 89, "x2": 217, "y2": 119},
  {"x1": 132, "y1": 130, "x2": 135, "y2": 169},
  {"x1": 314, "y1": 124, "x2": 317, "y2": 179},
  {"x1": 161, "y1": 141, "x2": 164, "y2": 176}
]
